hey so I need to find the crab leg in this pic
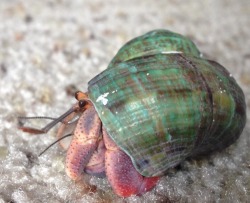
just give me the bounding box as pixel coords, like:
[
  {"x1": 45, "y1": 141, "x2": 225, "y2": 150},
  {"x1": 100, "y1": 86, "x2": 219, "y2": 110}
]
[
  {"x1": 56, "y1": 103, "x2": 80, "y2": 149},
  {"x1": 84, "y1": 138, "x2": 106, "y2": 177},
  {"x1": 65, "y1": 106, "x2": 101, "y2": 181},
  {"x1": 103, "y1": 128, "x2": 159, "y2": 197}
]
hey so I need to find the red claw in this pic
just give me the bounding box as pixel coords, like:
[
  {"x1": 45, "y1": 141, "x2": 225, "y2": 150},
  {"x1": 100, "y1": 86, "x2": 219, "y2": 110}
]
[
  {"x1": 103, "y1": 128, "x2": 159, "y2": 197},
  {"x1": 105, "y1": 149, "x2": 159, "y2": 197}
]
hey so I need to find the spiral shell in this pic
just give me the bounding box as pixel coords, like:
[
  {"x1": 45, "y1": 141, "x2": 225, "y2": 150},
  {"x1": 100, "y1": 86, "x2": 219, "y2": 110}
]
[{"x1": 88, "y1": 30, "x2": 246, "y2": 177}]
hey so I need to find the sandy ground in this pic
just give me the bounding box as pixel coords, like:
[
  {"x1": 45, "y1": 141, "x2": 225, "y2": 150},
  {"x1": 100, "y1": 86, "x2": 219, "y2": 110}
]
[{"x1": 0, "y1": 0, "x2": 249, "y2": 202}]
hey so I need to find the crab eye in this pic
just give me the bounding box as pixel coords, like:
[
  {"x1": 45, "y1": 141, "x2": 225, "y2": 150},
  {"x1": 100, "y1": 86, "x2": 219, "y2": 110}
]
[{"x1": 78, "y1": 100, "x2": 86, "y2": 108}]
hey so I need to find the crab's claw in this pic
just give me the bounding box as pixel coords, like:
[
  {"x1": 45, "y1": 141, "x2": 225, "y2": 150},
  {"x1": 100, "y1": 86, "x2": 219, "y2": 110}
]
[{"x1": 103, "y1": 128, "x2": 159, "y2": 197}]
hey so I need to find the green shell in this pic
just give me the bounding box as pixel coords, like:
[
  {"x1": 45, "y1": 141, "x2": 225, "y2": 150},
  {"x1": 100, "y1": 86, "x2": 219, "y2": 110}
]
[{"x1": 88, "y1": 30, "x2": 246, "y2": 177}]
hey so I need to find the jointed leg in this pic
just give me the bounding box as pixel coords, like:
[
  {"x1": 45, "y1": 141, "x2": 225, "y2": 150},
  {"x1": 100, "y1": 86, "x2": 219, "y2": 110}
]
[
  {"x1": 65, "y1": 106, "x2": 101, "y2": 180},
  {"x1": 56, "y1": 103, "x2": 80, "y2": 149},
  {"x1": 85, "y1": 138, "x2": 106, "y2": 177}
]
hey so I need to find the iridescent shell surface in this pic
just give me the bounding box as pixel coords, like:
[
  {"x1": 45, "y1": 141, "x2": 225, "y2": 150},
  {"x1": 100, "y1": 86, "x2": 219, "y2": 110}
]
[{"x1": 88, "y1": 30, "x2": 246, "y2": 177}]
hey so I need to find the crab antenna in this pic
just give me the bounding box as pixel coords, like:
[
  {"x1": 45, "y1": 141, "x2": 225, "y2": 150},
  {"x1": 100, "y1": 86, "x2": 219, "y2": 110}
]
[
  {"x1": 39, "y1": 133, "x2": 73, "y2": 156},
  {"x1": 18, "y1": 106, "x2": 77, "y2": 134},
  {"x1": 18, "y1": 116, "x2": 58, "y2": 120}
]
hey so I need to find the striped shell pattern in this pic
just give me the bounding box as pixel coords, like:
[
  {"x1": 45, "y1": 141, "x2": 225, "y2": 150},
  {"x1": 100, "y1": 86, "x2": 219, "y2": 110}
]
[{"x1": 87, "y1": 30, "x2": 246, "y2": 177}]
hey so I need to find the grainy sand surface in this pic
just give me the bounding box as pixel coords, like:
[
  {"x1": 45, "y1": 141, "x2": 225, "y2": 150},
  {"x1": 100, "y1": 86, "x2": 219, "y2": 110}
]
[{"x1": 0, "y1": 1, "x2": 249, "y2": 202}]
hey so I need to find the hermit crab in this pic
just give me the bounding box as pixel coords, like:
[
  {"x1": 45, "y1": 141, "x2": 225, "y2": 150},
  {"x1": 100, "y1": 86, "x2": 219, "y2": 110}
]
[{"x1": 19, "y1": 30, "x2": 246, "y2": 197}]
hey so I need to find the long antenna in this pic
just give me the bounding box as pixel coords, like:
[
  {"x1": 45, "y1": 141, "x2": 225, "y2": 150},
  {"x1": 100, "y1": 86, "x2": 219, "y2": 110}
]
[
  {"x1": 39, "y1": 133, "x2": 73, "y2": 156},
  {"x1": 18, "y1": 106, "x2": 77, "y2": 134}
]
